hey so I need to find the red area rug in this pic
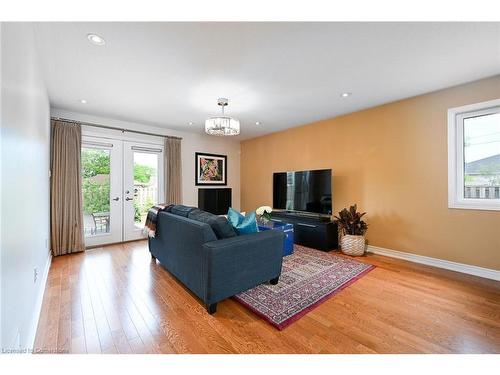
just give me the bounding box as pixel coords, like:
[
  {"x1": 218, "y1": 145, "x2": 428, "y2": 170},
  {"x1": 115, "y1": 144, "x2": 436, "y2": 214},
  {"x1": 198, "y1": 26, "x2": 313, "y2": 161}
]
[{"x1": 234, "y1": 245, "x2": 375, "y2": 330}]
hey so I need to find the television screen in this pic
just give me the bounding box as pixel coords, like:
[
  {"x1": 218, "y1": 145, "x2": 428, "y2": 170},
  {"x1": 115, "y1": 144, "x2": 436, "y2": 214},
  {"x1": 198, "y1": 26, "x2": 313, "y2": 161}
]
[{"x1": 273, "y1": 169, "x2": 332, "y2": 215}]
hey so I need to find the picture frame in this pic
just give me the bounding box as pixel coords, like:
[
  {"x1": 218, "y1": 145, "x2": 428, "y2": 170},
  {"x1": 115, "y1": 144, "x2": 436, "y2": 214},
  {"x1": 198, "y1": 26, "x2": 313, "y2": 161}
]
[{"x1": 195, "y1": 152, "x2": 227, "y2": 186}]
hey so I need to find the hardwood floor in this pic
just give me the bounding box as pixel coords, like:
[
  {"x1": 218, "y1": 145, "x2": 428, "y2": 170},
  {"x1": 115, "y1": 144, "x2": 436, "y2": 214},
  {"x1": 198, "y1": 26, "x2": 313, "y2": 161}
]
[{"x1": 34, "y1": 240, "x2": 500, "y2": 354}]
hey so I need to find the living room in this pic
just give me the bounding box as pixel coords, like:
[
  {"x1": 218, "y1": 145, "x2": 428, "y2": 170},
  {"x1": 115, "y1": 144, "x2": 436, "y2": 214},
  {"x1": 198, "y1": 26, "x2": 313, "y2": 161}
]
[{"x1": 1, "y1": 1, "x2": 499, "y2": 373}]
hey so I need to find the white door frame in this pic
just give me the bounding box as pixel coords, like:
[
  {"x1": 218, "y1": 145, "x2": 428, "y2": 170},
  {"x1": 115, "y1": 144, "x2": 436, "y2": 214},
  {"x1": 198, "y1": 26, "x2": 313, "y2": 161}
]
[
  {"x1": 81, "y1": 136, "x2": 123, "y2": 247},
  {"x1": 81, "y1": 126, "x2": 165, "y2": 246},
  {"x1": 123, "y1": 141, "x2": 165, "y2": 241}
]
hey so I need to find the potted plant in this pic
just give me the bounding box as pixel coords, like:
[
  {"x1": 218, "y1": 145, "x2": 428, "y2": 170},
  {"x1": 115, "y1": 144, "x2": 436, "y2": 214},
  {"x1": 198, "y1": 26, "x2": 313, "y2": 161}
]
[{"x1": 333, "y1": 204, "x2": 368, "y2": 256}]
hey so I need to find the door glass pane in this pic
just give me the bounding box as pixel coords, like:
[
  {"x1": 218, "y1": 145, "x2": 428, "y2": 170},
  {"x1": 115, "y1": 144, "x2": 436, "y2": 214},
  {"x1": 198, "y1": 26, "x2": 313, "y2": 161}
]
[
  {"x1": 463, "y1": 112, "x2": 500, "y2": 199},
  {"x1": 81, "y1": 147, "x2": 111, "y2": 236},
  {"x1": 133, "y1": 152, "x2": 159, "y2": 229}
]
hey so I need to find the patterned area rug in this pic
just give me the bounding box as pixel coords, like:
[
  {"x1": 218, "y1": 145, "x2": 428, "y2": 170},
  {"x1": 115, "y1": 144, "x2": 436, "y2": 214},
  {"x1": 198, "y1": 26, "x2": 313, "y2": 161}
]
[{"x1": 234, "y1": 245, "x2": 375, "y2": 330}]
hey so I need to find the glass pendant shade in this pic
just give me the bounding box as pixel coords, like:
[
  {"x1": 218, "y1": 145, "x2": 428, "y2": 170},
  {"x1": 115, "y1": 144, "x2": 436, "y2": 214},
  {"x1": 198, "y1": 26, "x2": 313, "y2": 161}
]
[
  {"x1": 205, "y1": 98, "x2": 240, "y2": 136},
  {"x1": 205, "y1": 116, "x2": 240, "y2": 136}
]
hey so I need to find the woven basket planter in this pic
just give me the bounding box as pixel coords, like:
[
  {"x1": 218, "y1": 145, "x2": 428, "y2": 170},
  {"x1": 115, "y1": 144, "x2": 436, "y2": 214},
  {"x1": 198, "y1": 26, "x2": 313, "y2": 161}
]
[{"x1": 340, "y1": 235, "x2": 366, "y2": 256}]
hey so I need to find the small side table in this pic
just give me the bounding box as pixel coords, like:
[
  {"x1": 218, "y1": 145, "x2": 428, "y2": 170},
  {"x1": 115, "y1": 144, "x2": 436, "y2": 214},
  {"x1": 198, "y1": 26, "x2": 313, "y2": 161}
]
[{"x1": 257, "y1": 220, "x2": 294, "y2": 256}]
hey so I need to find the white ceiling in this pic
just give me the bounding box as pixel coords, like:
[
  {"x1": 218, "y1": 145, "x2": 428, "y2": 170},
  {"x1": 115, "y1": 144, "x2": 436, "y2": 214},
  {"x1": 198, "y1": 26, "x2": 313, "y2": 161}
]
[{"x1": 34, "y1": 22, "x2": 500, "y2": 140}]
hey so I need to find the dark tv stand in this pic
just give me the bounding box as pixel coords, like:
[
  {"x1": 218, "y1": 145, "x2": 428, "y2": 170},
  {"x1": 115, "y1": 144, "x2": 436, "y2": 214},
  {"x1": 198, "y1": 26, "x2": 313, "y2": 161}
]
[{"x1": 271, "y1": 211, "x2": 338, "y2": 251}]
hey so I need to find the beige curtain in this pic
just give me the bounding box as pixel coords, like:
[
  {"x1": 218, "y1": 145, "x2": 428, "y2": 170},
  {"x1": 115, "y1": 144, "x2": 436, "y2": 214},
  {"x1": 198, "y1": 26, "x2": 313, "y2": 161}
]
[
  {"x1": 165, "y1": 136, "x2": 182, "y2": 204},
  {"x1": 50, "y1": 120, "x2": 85, "y2": 256}
]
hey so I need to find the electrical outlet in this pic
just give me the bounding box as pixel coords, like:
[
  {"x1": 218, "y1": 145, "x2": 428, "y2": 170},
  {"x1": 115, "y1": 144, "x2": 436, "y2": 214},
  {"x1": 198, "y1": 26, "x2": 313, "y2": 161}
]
[
  {"x1": 45, "y1": 238, "x2": 49, "y2": 249},
  {"x1": 34, "y1": 267, "x2": 38, "y2": 284}
]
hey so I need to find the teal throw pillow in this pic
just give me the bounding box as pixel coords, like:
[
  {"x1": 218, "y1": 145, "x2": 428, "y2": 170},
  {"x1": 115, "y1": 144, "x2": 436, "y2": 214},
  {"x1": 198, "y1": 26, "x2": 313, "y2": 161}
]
[
  {"x1": 227, "y1": 207, "x2": 258, "y2": 235},
  {"x1": 227, "y1": 207, "x2": 242, "y2": 228}
]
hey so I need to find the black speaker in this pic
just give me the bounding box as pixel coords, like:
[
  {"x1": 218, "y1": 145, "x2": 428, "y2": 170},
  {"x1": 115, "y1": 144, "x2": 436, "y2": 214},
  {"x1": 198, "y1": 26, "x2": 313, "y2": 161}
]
[{"x1": 198, "y1": 188, "x2": 232, "y2": 215}]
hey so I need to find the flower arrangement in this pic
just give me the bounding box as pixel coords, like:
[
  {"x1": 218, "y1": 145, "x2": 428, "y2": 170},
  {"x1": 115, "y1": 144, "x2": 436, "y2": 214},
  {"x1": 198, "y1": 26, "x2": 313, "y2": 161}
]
[{"x1": 256, "y1": 206, "x2": 273, "y2": 223}]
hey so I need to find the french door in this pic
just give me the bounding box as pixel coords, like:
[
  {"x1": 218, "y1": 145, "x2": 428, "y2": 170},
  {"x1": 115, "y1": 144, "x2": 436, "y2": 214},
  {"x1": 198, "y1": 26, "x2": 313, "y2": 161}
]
[
  {"x1": 122, "y1": 141, "x2": 164, "y2": 241},
  {"x1": 82, "y1": 134, "x2": 164, "y2": 247}
]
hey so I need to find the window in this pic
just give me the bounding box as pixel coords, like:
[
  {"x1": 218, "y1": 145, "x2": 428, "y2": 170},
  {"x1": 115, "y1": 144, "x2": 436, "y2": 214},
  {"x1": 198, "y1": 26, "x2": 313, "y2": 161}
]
[
  {"x1": 81, "y1": 146, "x2": 111, "y2": 237},
  {"x1": 448, "y1": 99, "x2": 500, "y2": 210}
]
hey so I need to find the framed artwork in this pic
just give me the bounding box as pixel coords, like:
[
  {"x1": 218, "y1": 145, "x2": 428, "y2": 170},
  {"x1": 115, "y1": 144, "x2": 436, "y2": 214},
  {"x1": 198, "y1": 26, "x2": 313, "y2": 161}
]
[{"x1": 195, "y1": 152, "x2": 227, "y2": 186}]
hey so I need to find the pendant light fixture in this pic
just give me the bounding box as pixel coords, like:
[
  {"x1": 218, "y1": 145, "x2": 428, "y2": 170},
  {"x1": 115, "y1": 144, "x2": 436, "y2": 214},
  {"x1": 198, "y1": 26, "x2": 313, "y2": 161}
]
[{"x1": 205, "y1": 98, "x2": 240, "y2": 136}]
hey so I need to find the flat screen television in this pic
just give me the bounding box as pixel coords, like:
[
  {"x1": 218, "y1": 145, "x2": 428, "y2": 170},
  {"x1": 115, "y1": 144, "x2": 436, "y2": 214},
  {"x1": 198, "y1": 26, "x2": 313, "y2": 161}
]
[{"x1": 273, "y1": 169, "x2": 332, "y2": 215}]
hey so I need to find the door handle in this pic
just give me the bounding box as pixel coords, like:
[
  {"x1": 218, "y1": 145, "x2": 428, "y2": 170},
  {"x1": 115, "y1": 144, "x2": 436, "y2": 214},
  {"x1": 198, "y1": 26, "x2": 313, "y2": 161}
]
[
  {"x1": 125, "y1": 197, "x2": 133, "y2": 201},
  {"x1": 113, "y1": 197, "x2": 120, "y2": 201}
]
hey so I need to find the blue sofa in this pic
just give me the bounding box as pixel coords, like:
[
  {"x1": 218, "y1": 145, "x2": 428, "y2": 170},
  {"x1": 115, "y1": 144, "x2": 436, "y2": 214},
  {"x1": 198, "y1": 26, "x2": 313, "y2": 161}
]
[{"x1": 148, "y1": 206, "x2": 284, "y2": 314}]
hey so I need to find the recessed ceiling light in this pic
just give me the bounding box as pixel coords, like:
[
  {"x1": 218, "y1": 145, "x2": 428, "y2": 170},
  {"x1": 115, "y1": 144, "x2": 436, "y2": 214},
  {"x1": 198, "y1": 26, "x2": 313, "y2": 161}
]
[
  {"x1": 87, "y1": 33, "x2": 106, "y2": 46},
  {"x1": 340, "y1": 92, "x2": 352, "y2": 98},
  {"x1": 255, "y1": 121, "x2": 261, "y2": 125},
  {"x1": 80, "y1": 99, "x2": 87, "y2": 104},
  {"x1": 188, "y1": 121, "x2": 194, "y2": 126}
]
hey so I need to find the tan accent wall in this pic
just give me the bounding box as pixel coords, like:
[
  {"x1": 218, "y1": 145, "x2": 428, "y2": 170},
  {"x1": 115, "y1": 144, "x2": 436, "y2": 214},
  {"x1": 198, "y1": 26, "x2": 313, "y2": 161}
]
[{"x1": 241, "y1": 76, "x2": 500, "y2": 270}]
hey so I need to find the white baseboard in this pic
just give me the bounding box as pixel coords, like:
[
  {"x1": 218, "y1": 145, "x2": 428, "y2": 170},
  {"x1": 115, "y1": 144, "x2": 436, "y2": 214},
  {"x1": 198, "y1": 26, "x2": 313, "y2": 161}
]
[
  {"x1": 27, "y1": 252, "x2": 52, "y2": 352},
  {"x1": 367, "y1": 245, "x2": 500, "y2": 282}
]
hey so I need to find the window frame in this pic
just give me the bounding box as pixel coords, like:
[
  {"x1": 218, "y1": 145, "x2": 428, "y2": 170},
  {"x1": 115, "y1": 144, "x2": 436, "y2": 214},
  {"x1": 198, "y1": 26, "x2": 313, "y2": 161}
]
[{"x1": 447, "y1": 98, "x2": 500, "y2": 211}]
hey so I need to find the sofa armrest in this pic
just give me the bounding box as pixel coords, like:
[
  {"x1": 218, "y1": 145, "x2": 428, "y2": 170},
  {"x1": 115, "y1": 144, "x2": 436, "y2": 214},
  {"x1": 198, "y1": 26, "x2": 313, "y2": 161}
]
[{"x1": 202, "y1": 230, "x2": 284, "y2": 303}]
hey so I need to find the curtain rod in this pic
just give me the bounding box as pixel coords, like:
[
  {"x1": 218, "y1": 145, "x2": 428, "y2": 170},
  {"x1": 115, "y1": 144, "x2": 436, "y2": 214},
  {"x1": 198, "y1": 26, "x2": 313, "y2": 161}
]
[{"x1": 51, "y1": 117, "x2": 183, "y2": 140}]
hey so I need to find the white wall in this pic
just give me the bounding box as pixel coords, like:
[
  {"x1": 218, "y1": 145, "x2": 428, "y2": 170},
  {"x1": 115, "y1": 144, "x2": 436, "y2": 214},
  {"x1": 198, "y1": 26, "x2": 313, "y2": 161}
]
[
  {"x1": 0, "y1": 23, "x2": 51, "y2": 351},
  {"x1": 50, "y1": 109, "x2": 241, "y2": 210}
]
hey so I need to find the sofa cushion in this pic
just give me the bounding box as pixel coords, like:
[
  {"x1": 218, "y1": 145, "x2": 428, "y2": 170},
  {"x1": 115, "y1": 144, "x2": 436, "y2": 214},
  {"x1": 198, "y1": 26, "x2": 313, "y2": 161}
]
[
  {"x1": 211, "y1": 216, "x2": 238, "y2": 239},
  {"x1": 227, "y1": 208, "x2": 259, "y2": 235},
  {"x1": 227, "y1": 207, "x2": 242, "y2": 227},
  {"x1": 235, "y1": 212, "x2": 259, "y2": 235},
  {"x1": 170, "y1": 205, "x2": 197, "y2": 217},
  {"x1": 188, "y1": 209, "x2": 237, "y2": 239}
]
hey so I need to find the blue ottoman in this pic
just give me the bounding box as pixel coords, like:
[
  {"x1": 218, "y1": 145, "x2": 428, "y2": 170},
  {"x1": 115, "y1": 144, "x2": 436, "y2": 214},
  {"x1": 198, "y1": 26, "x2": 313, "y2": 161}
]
[{"x1": 257, "y1": 220, "x2": 294, "y2": 256}]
